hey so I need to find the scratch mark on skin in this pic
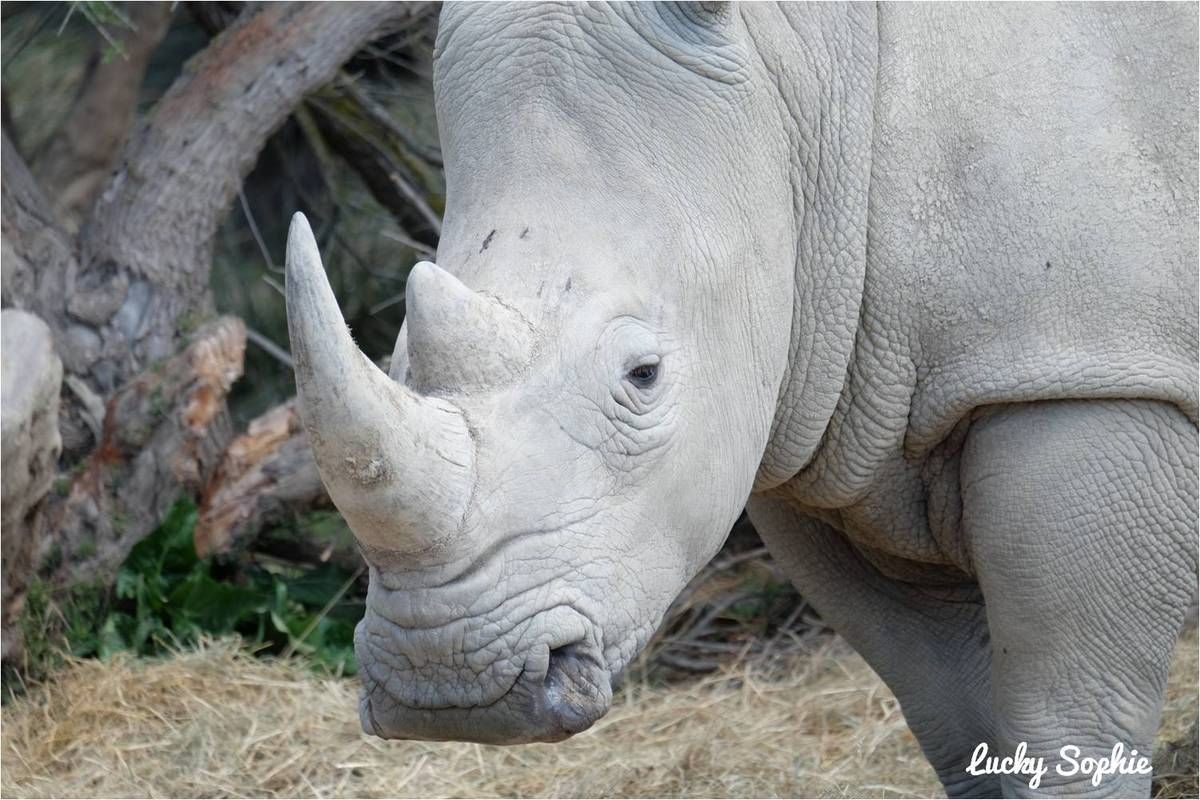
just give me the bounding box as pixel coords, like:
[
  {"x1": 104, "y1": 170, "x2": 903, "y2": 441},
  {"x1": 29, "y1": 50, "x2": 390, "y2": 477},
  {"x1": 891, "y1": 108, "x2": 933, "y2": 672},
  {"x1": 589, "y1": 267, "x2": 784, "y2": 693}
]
[{"x1": 480, "y1": 229, "x2": 497, "y2": 253}]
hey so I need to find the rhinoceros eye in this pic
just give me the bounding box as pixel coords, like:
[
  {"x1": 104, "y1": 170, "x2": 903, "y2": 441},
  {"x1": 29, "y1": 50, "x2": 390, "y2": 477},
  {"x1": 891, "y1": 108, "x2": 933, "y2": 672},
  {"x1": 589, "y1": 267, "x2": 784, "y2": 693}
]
[
  {"x1": 676, "y1": 1, "x2": 731, "y2": 27},
  {"x1": 627, "y1": 363, "x2": 658, "y2": 388}
]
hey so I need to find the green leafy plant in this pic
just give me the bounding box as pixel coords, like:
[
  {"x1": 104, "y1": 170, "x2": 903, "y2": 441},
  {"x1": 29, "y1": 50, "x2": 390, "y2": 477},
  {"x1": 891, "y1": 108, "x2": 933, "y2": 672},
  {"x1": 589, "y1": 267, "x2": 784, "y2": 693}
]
[
  {"x1": 64, "y1": 1, "x2": 134, "y2": 62},
  {"x1": 26, "y1": 499, "x2": 365, "y2": 681}
]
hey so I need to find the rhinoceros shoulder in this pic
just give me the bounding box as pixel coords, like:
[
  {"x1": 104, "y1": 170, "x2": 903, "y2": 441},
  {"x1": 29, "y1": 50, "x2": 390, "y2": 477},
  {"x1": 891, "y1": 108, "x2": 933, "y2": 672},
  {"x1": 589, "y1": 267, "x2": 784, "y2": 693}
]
[
  {"x1": 870, "y1": 2, "x2": 1199, "y2": 455},
  {"x1": 766, "y1": 2, "x2": 1197, "y2": 517}
]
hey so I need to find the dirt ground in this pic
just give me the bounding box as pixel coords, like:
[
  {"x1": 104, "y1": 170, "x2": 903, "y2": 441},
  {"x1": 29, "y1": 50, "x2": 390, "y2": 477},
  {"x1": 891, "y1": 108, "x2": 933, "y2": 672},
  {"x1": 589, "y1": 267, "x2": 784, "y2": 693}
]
[{"x1": 2, "y1": 632, "x2": 1196, "y2": 799}]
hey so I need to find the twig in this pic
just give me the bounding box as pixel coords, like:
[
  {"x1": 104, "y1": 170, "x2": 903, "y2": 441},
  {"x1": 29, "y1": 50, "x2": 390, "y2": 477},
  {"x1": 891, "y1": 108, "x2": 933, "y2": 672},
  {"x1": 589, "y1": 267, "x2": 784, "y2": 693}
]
[
  {"x1": 678, "y1": 640, "x2": 751, "y2": 654},
  {"x1": 335, "y1": 72, "x2": 443, "y2": 166},
  {"x1": 291, "y1": 104, "x2": 341, "y2": 206},
  {"x1": 388, "y1": 171, "x2": 442, "y2": 235},
  {"x1": 671, "y1": 545, "x2": 772, "y2": 612},
  {"x1": 261, "y1": 275, "x2": 285, "y2": 298},
  {"x1": 699, "y1": 593, "x2": 745, "y2": 626},
  {"x1": 281, "y1": 565, "x2": 365, "y2": 659},
  {"x1": 710, "y1": 546, "x2": 770, "y2": 572},
  {"x1": 382, "y1": 228, "x2": 436, "y2": 259},
  {"x1": 305, "y1": 91, "x2": 442, "y2": 239},
  {"x1": 76, "y1": 1, "x2": 136, "y2": 60},
  {"x1": 654, "y1": 651, "x2": 721, "y2": 673},
  {"x1": 55, "y1": 3, "x2": 77, "y2": 36},
  {"x1": 368, "y1": 291, "x2": 406, "y2": 316},
  {"x1": 360, "y1": 42, "x2": 435, "y2": 83},
  {"x1": 239, "y1": 188, "x2": 280, "y2": 273},
  {"x1": 246, "y1": 327, "x2": 294, "y2": 370}
]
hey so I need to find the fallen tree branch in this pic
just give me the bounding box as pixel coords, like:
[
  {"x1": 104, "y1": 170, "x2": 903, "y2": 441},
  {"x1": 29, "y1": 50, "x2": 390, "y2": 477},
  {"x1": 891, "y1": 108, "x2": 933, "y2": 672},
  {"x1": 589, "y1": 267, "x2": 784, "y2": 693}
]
[
  {"x1": 195, "y1": 399, "x2": 328, "y2": 559},
  {"x1": 0, "y1": 2, "x2": 437, "y2": 660},
  {"x1": 196, "y1": 343, "x2": 398, "y2": 567},
  {"x1": 38, "y1": 317, "x2": 246, "y2": 593}
]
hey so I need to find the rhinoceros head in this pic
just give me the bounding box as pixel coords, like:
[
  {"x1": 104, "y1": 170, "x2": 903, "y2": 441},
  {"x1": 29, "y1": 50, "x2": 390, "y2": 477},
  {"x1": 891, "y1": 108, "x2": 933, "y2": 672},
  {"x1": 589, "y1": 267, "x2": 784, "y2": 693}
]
[{"x1": 286, "y1": 2, "x2": 797, "y2": 743}]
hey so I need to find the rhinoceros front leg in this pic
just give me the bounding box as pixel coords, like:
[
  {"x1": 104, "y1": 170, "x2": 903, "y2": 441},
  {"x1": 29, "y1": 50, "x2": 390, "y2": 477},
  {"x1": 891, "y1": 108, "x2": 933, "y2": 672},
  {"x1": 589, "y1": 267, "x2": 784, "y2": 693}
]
[
  {"x1": 963, "y1": 400, "x2": 1198, "y2": 798},
  {"x1": 748, "y1": 496, "x2": 1000, "y2": 798}
]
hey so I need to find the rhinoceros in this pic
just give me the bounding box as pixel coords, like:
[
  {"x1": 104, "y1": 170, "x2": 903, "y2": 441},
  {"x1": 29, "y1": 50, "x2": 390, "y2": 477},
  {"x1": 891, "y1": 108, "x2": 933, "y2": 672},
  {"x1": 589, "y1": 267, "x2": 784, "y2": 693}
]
[{"x1": 283, "y1": 2, "x2": 1198, "y2": 796}]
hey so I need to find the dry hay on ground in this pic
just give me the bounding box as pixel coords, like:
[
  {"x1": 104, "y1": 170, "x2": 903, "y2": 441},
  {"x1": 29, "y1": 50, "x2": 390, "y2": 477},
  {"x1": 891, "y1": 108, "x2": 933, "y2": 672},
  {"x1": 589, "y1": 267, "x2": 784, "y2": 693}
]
[{"x1": 2, "y1": 633, "x2": 1196, "y2": 799}]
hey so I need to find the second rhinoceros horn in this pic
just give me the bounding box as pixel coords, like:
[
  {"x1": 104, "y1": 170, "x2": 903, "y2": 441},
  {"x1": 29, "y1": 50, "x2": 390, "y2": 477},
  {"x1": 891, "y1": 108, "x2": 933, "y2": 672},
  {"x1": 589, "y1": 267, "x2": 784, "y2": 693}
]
[
  {"x1": 285, "y1": 213, "x2": 474, "y2": 560},
  {"x1": 403, "y1": 261, "x2": 534, "y2": 393}
]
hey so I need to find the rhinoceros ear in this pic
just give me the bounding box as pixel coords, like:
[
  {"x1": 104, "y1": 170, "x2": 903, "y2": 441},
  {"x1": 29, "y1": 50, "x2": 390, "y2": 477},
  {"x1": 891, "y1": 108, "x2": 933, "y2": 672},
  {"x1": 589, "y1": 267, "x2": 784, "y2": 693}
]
[{"x1": 404, "y1": 262, "x2": 535, "y2": 393}]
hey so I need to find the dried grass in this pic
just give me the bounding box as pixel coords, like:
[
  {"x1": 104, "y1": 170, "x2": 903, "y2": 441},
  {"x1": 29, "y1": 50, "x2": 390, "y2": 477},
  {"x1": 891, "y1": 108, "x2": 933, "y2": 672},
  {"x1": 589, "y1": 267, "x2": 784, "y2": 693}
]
[
  {"x1": 2, "y1": 632, "x2": 1195, "y2": 799},
  {"x1": 1153, "y1": 627, "x2": 1200, "y2": 799}
]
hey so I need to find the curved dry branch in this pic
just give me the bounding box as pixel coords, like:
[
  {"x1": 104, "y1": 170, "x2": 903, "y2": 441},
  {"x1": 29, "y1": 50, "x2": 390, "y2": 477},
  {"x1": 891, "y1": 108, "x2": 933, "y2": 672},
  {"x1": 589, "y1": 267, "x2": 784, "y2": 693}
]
[
  {"x1": 195, "y1": 398, "x2": 327, "y2": 559},
  {"x1": 73, "y1": 1, "x2": 431, "y2": 392}
]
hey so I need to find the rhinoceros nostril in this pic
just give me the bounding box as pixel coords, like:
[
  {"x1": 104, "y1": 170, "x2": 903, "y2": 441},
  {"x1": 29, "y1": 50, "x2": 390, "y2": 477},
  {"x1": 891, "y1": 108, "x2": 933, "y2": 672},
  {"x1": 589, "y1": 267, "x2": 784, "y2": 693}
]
[
  {"x1": 545, "y1": 643, "x2": 583, "y2": 684},
  {"x1": 540, "y1": 642, "x2": 608, "y2": 735}
]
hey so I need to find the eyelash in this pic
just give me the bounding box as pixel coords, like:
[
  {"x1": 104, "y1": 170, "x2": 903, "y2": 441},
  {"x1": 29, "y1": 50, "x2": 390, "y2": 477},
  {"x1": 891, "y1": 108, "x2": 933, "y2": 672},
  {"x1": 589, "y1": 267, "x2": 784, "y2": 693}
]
[{"x1": 627, "y1": 363, "x2": 658, "y2": 388}]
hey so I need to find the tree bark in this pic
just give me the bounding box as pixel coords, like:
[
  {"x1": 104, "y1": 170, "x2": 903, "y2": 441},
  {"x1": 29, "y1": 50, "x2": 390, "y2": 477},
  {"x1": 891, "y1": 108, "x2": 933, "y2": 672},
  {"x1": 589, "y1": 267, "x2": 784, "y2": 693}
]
[
  {"x1": 1, "y1": 310, "x2": 63, "y2": 661},
  {"x1": 38, "y1": 316, "x2": 246, "y2": 593},
  {"x1": 33, "y1": 2, "x2": 174, "y2": 231},
  {"x1": 1, "y1": 131, "x2": 75, "y2": 324},
  {"x1": 195, "y1": 399, "x2": 328, "y2": 558},
  {"x1": 0, "y1": 131, "x2": 96, "y2": 457}
]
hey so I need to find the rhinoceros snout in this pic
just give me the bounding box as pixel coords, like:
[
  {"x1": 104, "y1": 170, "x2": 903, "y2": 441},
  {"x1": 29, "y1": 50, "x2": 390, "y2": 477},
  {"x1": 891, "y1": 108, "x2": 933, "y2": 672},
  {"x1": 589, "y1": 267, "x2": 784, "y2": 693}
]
[
  {"x1": 358, "y1": 642, "x2": 612, "y2": 744},
  {"x1": 355, "y1": 599, "x2": 614, "y2": 745}
]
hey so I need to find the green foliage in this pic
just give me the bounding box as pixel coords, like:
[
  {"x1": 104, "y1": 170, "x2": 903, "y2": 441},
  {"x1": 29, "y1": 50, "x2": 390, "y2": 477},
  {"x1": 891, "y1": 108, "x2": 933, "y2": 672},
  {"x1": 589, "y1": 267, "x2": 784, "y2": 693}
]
[
  {"x1": 103, "y1": 499, "x2": 363, "y2": 673},
  {"x1": 13, "y1": 500, "x2": 364, "y2": 692},
  {"x1": 70, "y1": 1, "x2": 134, "y2": 63},
  {"x1": 14, "y1": 578, "x2": 112, "y2": 683}
]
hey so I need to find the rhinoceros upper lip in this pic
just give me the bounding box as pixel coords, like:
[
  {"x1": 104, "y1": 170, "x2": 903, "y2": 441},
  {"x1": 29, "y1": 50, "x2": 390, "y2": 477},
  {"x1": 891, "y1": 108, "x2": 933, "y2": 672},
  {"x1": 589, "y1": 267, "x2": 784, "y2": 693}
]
[
  {"x1": 358, "y1": 601, "x2": 609, "y2": 712},
  {"x1": 360, "y1": 643, "x2": 614, "y2": 744}
]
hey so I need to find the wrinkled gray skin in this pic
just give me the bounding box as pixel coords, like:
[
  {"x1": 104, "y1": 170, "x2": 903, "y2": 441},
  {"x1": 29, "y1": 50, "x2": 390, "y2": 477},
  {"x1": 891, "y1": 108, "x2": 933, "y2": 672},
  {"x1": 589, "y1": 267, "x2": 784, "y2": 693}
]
[{"x1": 285, "y1": 3, "x2": 1199, "y2": 797}]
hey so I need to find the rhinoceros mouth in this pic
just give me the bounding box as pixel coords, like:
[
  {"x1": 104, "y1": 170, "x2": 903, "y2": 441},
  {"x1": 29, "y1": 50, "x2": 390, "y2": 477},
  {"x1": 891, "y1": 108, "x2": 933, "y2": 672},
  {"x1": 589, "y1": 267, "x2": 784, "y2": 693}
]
[
  {"x1": 355, "y1": 602, "x2": 615, "y2": 744},
  {"x1": 358, "y1": 638, "x2": 613, "y2": 744}
]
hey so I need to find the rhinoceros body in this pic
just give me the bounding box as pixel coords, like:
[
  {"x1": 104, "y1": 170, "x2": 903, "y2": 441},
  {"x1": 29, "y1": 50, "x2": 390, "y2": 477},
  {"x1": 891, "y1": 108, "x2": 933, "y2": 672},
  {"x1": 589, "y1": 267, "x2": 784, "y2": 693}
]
[{"x1": 285, "y1": 3, "x2": 1198, "y2": 796}]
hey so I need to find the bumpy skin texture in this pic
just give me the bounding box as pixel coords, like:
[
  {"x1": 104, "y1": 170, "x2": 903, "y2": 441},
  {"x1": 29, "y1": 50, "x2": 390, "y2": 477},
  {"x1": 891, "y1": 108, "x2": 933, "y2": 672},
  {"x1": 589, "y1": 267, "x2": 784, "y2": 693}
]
[
  {"x1": 751, "y1": 6, "x2": 1197, "y2": 796},
  {"x1": 302, "y1": 3, "x2": 1198, "y2": 795}
]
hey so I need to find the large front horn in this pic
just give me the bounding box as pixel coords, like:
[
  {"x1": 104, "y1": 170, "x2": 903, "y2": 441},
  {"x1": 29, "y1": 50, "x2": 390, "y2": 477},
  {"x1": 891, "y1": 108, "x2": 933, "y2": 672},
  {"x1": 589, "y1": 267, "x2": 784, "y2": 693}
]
[{"x1": 285, "y1": 213, "x2": 473, "y2": 558}]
